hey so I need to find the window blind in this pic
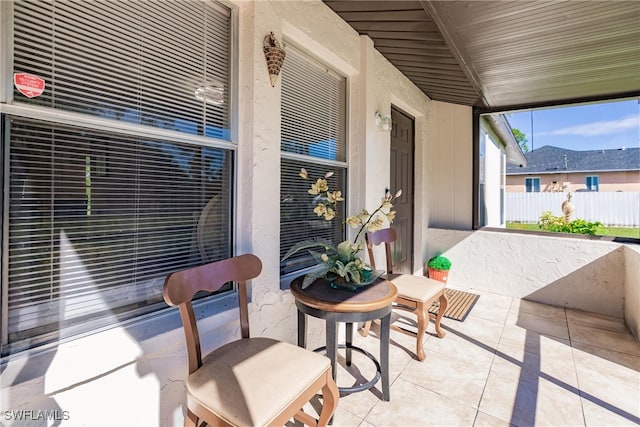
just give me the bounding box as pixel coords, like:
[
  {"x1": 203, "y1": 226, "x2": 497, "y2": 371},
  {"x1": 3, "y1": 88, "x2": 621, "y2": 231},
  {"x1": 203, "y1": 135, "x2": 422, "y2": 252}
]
[
  {"x1": 280, "y1": 45, "x2": 347, "y2": 275},
  {"x1": 6, "y1": 117, "x2": 233, "y2": 350},
  {"x1": 13, "y1": 0, "x2": 231, "y2": 140},
  {"x1": 280, "y1": 160, "x2": 346, "y2": 275},
  {"x1": 281, "y1": 45, "x2": 346, "y2": 161}
]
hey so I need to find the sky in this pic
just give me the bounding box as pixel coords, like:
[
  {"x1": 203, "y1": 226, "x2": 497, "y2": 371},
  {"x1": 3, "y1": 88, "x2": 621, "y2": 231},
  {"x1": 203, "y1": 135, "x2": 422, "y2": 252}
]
[{"x1": 505, "y1": 98, "x2": 639, "y2": 152}]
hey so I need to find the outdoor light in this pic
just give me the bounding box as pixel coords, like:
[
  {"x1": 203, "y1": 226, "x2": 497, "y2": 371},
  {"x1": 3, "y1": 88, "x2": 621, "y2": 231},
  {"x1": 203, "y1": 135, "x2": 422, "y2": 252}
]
[{"x1": 375, "y1": 111, "x2": 392, "y2": 131}]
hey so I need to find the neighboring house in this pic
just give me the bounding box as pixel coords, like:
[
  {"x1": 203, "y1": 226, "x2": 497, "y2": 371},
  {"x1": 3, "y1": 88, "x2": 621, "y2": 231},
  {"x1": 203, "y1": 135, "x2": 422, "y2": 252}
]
[{"x1": 506, "y1": 145, "x2": 640, "y2": 192}]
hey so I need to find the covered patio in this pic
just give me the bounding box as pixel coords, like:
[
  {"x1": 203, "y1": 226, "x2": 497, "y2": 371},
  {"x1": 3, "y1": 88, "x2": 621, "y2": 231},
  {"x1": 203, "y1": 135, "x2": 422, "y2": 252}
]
[
  {"x1": 311, "y1": 7, "x2": 640, "y2": 425},
  {"x1": 1, "y1": 1, "x2": 638, "y2": 426}
]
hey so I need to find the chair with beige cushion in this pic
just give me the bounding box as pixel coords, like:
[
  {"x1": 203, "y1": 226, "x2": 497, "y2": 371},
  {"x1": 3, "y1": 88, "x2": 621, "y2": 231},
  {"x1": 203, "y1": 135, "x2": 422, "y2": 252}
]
[
  {"x1": 163, "y1": 254, "x2": 339, "y2": 426},
  {"x1": 362, "y1": 228, "x2": 447, "y2": 361}
]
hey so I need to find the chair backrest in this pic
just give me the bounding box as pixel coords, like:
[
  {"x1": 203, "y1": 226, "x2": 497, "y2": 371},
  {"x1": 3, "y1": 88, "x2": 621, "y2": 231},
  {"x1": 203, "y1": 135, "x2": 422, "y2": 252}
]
[
  {"x1": 163, "y1": 254, "x2": 262, "y2": 373},
  {"x1": 365, "y1": 228, "x2": 397, "y2": 274}
]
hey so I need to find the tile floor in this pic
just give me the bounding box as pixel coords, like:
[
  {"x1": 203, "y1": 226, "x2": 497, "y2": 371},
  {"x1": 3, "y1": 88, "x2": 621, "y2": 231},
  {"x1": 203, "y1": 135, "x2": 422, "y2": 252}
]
[{"x1": 300, "y1": 288, "x2": 640, "y2": 427}]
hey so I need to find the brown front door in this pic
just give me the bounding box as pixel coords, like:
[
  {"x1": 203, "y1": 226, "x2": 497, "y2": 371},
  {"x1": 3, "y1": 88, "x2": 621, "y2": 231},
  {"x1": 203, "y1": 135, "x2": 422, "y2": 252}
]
[{"x1": 390, "y1": 107, "x2": 414, "y2": 273}]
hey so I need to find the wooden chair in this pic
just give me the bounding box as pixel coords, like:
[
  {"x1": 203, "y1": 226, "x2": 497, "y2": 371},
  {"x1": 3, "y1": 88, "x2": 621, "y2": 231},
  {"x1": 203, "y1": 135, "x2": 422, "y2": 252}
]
[
  {"x1": 361, "y1": 228, "x2": 448, "y2": 361},
  {"x1": 163, "y1": 254, "x2": 339, "y2": 427}
]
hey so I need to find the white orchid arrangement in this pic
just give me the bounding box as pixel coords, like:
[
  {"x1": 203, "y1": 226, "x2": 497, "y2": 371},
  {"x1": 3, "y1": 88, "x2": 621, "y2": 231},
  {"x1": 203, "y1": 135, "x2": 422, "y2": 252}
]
[{"x1": 282, "y1": 168, "x2": 401, "y2": 289}]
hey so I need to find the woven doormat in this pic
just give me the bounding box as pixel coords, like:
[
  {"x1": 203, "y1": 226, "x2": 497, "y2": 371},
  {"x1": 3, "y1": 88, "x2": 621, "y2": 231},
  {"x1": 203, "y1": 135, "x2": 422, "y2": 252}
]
[{"x1": 429, "y1": 288, "x2": 480, "y2": 322}]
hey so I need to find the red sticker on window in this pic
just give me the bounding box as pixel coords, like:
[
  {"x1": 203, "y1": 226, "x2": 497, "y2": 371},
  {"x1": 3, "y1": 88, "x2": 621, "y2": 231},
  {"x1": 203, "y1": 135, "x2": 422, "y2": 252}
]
[{"x1": 14, "y1": 73, "x2": 45, "y2": 98}]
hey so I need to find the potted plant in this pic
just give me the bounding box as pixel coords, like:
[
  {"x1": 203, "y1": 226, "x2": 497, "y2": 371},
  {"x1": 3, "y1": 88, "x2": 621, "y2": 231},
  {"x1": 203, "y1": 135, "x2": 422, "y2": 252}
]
[
  {"x1": 281, "y1": 168, "x2": 401, "y2": 289},
  {"x1": 425, "y1": 255, "x2": 451, "y2": 284}
]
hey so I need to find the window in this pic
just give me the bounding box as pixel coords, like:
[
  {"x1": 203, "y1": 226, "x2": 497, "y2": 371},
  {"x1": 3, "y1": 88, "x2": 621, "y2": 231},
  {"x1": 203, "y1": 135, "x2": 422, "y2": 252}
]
[
  {"x1": 11, "y1": 0, "x2": 231, "y2": 140},
  {"x1": 280, "y1": 44, "x2": 347, "y2": 278},
  {"x1": 586, "y1": 176, "x2": 600, "y2": 191},
  {"x1": 480, "y1": 98, "x2": 639, "y2": 239},
  {"x1": 525, "y1": 177, "x2": 540, "y2": 193},
  {"x1": 2, "y1": 0, "x2": 235, "y2": 355}
]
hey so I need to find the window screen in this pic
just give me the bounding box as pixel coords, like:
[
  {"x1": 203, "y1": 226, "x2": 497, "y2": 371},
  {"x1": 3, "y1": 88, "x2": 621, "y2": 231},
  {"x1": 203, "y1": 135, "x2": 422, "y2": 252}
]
[{"x1": 280, "y1": 45, "x2": 347, "y2": 276}]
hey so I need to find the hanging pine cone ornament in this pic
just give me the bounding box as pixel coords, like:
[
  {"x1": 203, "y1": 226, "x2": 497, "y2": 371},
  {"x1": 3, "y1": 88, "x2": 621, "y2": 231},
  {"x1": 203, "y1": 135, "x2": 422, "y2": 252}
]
[{"x1": 263, "y1": 32, "x2": 285, "y2": 87}]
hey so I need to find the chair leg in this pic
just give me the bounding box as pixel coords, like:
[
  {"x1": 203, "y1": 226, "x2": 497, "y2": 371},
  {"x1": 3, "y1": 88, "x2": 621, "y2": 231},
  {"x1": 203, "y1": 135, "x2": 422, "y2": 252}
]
[
  {"x1": 415, "y1": 302, "x2": 427, "y2": 361},
  {"x1": 184, "y1": 409, "x2": 198, "y2": 427},
  {"x1": 317, "y1": 369, "x2": 340, "y2": 427},
  {"x1": 359, "y1": 320, "x2": 372, "y2": 337},
  {"x1": 434, "y1": 292, "x2": 448, "y2": 338}
]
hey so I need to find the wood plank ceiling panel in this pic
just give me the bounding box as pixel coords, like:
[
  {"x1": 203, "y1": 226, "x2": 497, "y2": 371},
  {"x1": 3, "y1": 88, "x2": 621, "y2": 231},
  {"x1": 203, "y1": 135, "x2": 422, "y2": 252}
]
[
  {"x1": 322, "y1": 0, "x2": 640, "y2": 110},
  {"x1": 323, "y1": 0, "x2": 483, "y2": 106}
]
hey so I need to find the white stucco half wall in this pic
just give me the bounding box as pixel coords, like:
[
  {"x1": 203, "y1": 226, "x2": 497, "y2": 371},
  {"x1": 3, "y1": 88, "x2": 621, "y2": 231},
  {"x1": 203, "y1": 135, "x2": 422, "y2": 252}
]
[
  {"x1": 625, "y1": 244, "x2": 640, "y2": 341},
  {"x1": 425, "y1": 228, "x2": 639, "y2": 342}
]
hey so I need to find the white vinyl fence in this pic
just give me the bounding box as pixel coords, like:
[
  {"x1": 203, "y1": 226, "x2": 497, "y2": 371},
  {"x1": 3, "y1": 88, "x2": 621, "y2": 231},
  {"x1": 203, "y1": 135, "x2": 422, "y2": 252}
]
[{"x1": 505, "y1": 192, "x2": 640, "y2": 227}]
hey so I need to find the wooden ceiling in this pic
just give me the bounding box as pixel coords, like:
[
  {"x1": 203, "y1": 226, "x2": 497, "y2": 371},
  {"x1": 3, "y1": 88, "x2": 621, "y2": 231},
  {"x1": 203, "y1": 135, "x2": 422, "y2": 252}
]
[{"x1": 323, "y1": 1, "x2": 640, "y2": 110}]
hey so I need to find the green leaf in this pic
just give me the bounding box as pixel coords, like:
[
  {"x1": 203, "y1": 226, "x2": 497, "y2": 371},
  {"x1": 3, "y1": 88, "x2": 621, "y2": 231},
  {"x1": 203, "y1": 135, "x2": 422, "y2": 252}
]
[
  {"x1": 281, "y1": 237, "x2": 336, "y2": 261},
  {"x1": 336, "y1": 240, "x2": 358, "y2": 261},
  {"x1": 301, "y1": 264, "x2": 332, "y2": 289}
]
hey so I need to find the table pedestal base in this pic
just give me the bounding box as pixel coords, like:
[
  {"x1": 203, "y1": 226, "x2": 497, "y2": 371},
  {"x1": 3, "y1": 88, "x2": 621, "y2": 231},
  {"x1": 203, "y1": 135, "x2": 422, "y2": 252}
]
[
  {"x1": 290, "y1": 276, "x2": 398, "y2": 407},
  {"x1": 313, "y1": 344, "x2": 382, "y2": 395},
  {"x1": 296, "y1": 304, "x2": 392, "y2": 401}
]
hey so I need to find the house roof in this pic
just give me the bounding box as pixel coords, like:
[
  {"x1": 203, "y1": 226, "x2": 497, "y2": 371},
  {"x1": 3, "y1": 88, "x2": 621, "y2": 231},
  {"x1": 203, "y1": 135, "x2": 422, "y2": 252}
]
[
  {"x1": 482, "y1": 114, "x2": 527, "y2": 166},
  {"x1": 323, "y1": 1, "x2": 640, "y2": 110},
  {"x1": 506, "y1": 145, "x2": 640, "y2": 175}
]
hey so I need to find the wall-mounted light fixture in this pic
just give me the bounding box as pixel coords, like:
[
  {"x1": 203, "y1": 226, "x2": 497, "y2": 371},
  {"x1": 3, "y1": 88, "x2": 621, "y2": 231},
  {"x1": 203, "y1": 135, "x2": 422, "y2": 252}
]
[{"x1": 375, "y1": 111, "x2": 392, "y2": 131}]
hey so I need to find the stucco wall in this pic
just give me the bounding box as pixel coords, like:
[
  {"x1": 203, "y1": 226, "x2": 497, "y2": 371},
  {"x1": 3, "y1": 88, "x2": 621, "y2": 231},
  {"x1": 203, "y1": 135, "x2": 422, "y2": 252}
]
[
  {"x1": 362, "y1": 38, "x2": 432, "y2": 275},
  {"x1": 624, "y1": 244, "x2": 640, "y2": 341},
  {"x1": 425, "y1": 228, "x2": 631, "y2": 320},
  {"x1": 0, "y1": 1, "x2": 437, "y2": 425}
]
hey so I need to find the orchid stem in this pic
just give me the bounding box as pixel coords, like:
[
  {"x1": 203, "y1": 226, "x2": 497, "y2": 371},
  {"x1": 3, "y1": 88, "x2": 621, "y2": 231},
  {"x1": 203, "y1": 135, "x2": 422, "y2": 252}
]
[{"x1": 353, "y1": 205, "x2": 384, "y2": 243}]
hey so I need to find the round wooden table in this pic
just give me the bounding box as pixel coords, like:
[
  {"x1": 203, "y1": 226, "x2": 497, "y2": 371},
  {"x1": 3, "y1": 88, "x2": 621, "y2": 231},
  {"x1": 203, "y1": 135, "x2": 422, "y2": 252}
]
[{"x1": 290, "y1": 276, "x2": 398, "y2": 401}]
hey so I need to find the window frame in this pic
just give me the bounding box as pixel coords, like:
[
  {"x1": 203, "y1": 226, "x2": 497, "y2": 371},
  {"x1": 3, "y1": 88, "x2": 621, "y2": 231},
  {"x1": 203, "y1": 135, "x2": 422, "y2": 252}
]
[
  {"x1": 0, "y1": 0, "x2": 239, "y2": 356},
  {"x1": 525, "y1": 177, "x2": 541, "y2": 193},
  {"x1": 585, "y1": 175, "x2": 600, "y2": 191}
]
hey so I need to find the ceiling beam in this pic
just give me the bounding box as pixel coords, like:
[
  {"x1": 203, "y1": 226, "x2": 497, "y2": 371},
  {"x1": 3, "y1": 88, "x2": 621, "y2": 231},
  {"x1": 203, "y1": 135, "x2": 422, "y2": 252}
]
[{"x1": 419, "y1": 0, "x2": 487, "y2": 106}]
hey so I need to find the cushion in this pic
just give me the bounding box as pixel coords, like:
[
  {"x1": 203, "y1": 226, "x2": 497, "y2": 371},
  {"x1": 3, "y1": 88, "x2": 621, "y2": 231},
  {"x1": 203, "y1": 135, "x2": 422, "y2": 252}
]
[
  {"x1": 386, "y1": 273, "x2": 445, "y2": 302},
  {"x1": 187, "y1": 337, "x2": 330, "y2": 426}
]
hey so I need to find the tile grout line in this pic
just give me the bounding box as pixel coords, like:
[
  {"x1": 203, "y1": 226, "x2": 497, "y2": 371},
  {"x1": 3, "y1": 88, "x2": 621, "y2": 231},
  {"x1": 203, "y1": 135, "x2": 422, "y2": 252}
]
[
  {"x1": 472, "y1": 296, "x2": 516, "y2": 426},
  {"x1": 566, "y1": 306, "x2": 589, "y2": 427}
]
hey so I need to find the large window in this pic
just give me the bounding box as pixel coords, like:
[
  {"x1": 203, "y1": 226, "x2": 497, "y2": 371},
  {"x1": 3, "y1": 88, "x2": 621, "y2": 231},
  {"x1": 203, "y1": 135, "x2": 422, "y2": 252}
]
[
  {"x1": 280, "y1": 44, "x2": 347, "y2": 278},
  {"x1": 11, "y1": 0, "x2": 231, "y2": 140},
  {"x1": 480, "y1": 98, "x2": 640, "y2": 239},
  {"x1": 1, "y1": 0, "x2": 235, "y2": 355}
]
